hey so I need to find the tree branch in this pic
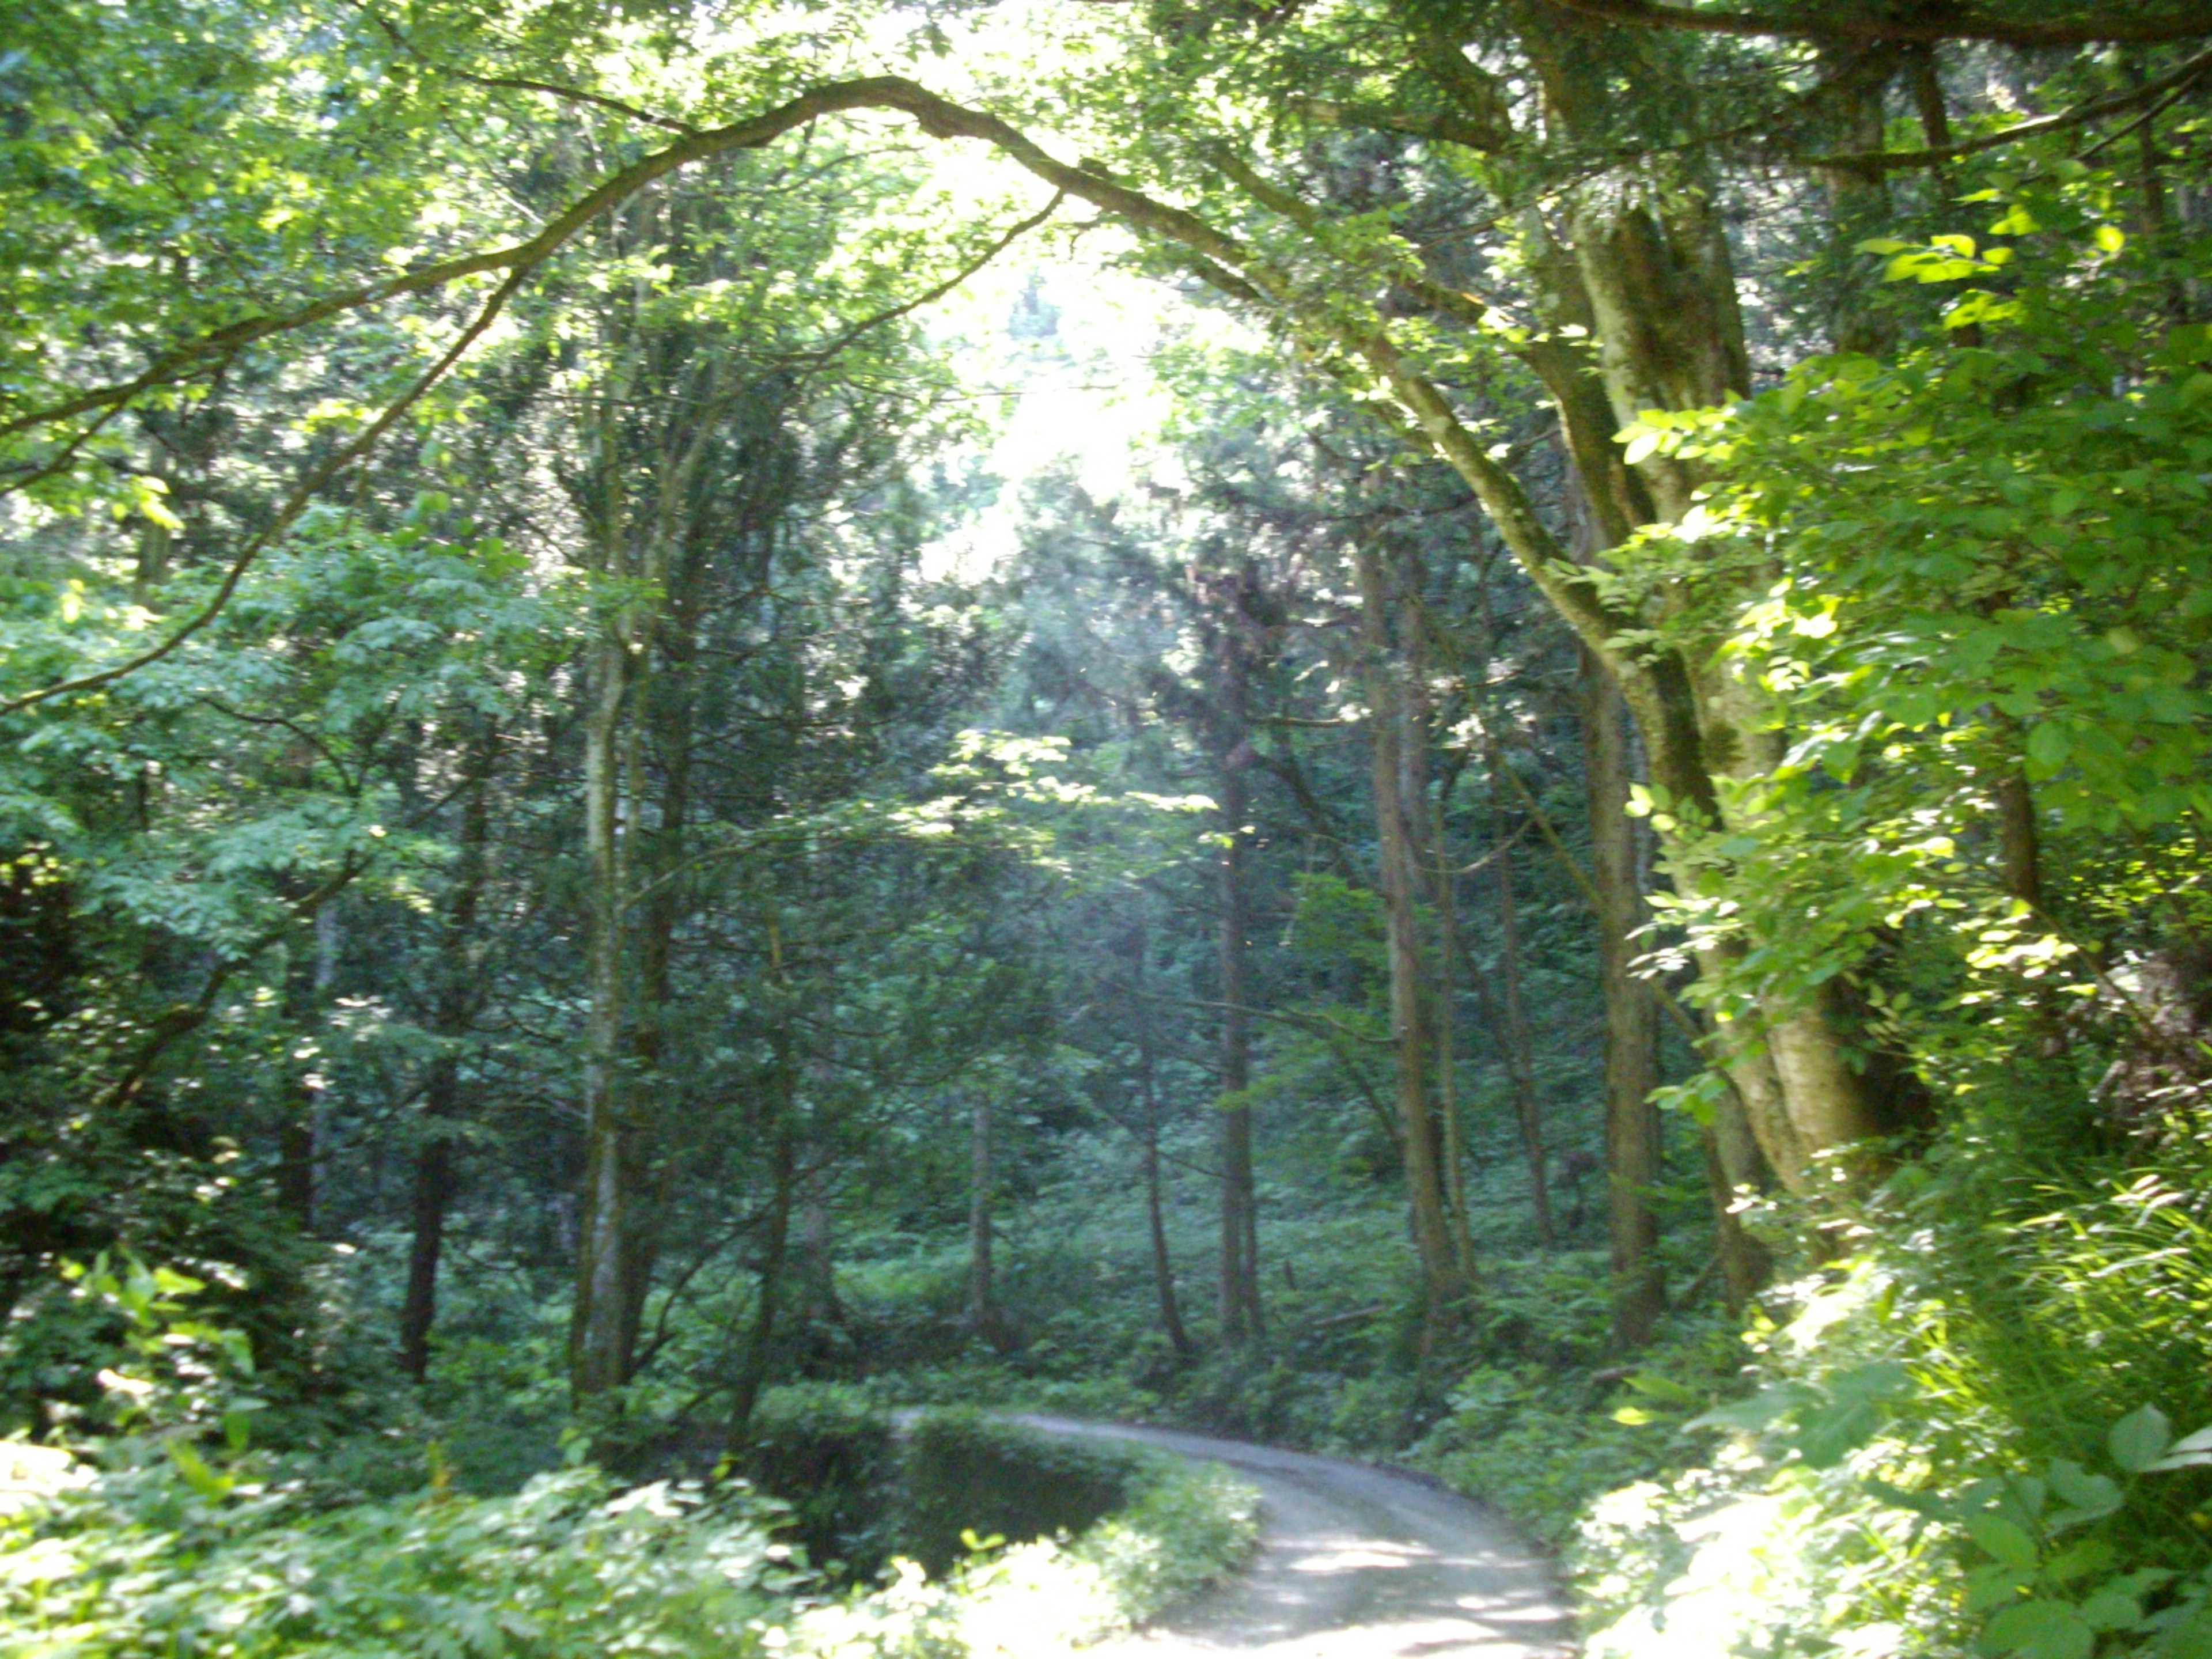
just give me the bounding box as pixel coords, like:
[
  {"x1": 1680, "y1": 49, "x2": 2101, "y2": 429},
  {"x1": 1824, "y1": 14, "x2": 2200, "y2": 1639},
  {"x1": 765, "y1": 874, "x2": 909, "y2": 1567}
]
[
  {"x1": 1804, "y1": 42, "x2": 2212, "y2": 171},
  {"x1": 1537, "y1": 0, "x2": 2212, "y2": 46}
]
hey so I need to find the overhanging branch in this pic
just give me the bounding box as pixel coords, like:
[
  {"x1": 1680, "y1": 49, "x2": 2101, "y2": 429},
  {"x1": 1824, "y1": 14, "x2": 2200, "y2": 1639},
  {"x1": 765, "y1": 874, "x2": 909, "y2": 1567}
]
[
  {"x1": 1539, "y1": 0, "x2": 2212, "y2": 46},
  {"x1": 1806, "y1": 42, "x2": 2212, "y2": 171}
]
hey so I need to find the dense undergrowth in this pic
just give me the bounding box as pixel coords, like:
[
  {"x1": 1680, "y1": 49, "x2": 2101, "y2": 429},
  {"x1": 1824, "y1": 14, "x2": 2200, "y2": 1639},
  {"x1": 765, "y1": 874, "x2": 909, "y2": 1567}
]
[
  {"x1": 24, "y1": 1053, "x2": 2208, "y2": 1659},
  {"x1": 650, "y1": 1086, "x2": 2212, "y2": 1659},
  {"x1": 0, "y1": 1382, "x2": 1259, "y2": 1659}
]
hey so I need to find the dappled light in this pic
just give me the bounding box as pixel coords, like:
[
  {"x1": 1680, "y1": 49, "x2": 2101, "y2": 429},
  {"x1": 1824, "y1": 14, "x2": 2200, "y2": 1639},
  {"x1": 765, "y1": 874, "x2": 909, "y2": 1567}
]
[{"x1": 5, "y1": 2, "x2": 2212, "y2": 1658}]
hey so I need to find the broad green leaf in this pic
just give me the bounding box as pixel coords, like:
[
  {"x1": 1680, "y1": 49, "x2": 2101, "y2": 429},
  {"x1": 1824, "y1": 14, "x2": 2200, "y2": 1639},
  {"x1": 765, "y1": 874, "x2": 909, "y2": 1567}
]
[
  {"x1": 1967, "y1": 1514, "x2": 2041, "y2": 1571},
  {"x1": 1687, "y1": 1384, "x2": 1814, "y2": 1434},
  {"x1": 2150, "y1": 1426, "x2": 2212, "y2": 1472},
  {"x1": 2110, "y1": 1406, "x2": 2173, "y2": 1474},
  {"x1": 1797, "y1": 1398, "x2": 1883, "y2": 1467},
  {"x1": 1984, "y1": 1600, "x2": 2094, "y2": 1659},
  {"x1": 2026, "y1": 722, "x2": 2070, "y2": 776},
  {"x1": 1623, "y1": 1372, "x2": 1703, "y2": 1406},
  {"x1": 2044, "y1": 1460, "x2": 2122, "y2": 1520}
]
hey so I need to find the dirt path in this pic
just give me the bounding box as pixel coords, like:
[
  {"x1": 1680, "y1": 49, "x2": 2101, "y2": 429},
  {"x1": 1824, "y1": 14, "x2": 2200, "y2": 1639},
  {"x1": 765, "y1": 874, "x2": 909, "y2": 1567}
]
[{"x1": 1016, "y1": 1416, "x2": 1575, "y2": 1659}]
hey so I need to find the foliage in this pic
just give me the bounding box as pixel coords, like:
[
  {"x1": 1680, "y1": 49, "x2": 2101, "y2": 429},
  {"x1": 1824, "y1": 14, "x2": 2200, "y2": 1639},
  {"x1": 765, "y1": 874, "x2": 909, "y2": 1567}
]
[
  {"x1": 1621, "y1": 194, "x2": 2212, "y2": 1040},
  {"x1": 1560, "y1": 1114, "x2": 2212, "y2": 1659},
  {"x1": 7, "y1": 3, "x2": 2212, "y2": 1658},
  {"x1": 740, "y1": 1382, "x2": 900, "y2": 1577},
  {"x1": 0, "y1": 1404, "x2": 1259, "y2": 1659},
  {"x1": 0, "y1": 1459, "x2": 813, "y2": 1659},
  {"x1": 896, "y1": 1409, "x2": 1138, "y2": 1574}
]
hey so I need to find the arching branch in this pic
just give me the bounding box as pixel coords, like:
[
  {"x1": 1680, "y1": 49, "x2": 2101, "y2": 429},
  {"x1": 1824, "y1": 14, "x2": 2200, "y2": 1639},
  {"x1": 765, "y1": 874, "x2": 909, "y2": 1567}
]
[
  {"x1": 1805, "y1": 42, "x2": 2212, "y2": 171},
  {"x1": 1539, "y1": 0, "x2": 2212, "y2": 46},
  {"x1": 2, "y1": 71, "x2": 1669, "y2": 742}
]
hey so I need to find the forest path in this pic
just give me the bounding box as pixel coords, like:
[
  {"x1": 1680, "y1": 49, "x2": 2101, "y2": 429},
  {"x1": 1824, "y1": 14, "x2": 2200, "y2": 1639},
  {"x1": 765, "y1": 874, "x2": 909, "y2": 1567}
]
[{"x1": 1016, "y1": 1416, "x2": 1575, "y2": 1659}]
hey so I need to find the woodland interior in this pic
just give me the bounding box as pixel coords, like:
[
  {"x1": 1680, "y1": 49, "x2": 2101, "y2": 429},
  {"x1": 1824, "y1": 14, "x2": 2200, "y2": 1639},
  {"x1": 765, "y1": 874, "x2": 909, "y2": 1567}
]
[{"x1": 8, "y1": 1, "x2": 2212, "y2": 1656}]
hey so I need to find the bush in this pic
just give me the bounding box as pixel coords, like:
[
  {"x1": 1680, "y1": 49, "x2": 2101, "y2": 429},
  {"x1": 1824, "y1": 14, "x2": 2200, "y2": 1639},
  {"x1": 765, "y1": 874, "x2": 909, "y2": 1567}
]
[
  {"x1": 896, "y1": 1409, "x2": 1135, "y2": 1573},
  {"x1": 1560, "y1": 1146, "x2": 2212, "y2": 1659},
  {"x1": 0, "y1": 1417, "x2": 1262, "y2": 1659},
  {"x1": 742, "y1": 1382, "x2": 899, "y2": 1577},
  {"x1": 1074, "y1": 1455, "x2": 1262, "y2": 1620},
  {"x1": 0, "y1": 1457, "x2": 812, "y2": 1659}
]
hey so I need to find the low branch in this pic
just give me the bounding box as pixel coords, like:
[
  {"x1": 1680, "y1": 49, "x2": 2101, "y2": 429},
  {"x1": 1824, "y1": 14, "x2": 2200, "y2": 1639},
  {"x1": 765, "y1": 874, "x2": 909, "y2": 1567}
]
[
  {"x1": 3, "y1": 266, "x2": 526, "y2": 714},
  {"x1": 104, "y1": 854, "x2": 369, "y2": 1108},
  {"x1": 1538, "y1": 0, "x2": 2212, "y2": 46},
  {"x1": 1805, "y1": 43, "x2": 2212, "y2": 172}
]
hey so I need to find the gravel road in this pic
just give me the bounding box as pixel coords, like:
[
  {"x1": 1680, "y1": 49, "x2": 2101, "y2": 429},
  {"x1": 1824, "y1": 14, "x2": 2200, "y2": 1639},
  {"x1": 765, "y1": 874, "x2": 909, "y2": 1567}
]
[{"x1": 1016, "y1": 1416, "x2": 1575, "y2": 1659}]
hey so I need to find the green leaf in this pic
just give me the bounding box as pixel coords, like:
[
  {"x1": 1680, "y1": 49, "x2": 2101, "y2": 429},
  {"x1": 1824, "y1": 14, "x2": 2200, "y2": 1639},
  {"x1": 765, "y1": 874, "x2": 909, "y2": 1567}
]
[
  {"x1": 2150, "y1": 1426, "x2": 2212, "y2": 1472},
  {"x1": 2155, "y1": 1599, "x2": 2212, "y2": 1659},
  {"x1": 1797, "y1": 1398, "x2": 1881, "y2": 1467},
  {"x1": 1831, "y1": 1361, "x2": 1913, "y2": 1404},
  {"x1": 1687, "y1": 1384, "x2": 1813, "y2": 1434},
  {"x1": 2026, "y1": 722, "x2": 2070, "y2": 777},
  {"x1": 166, "y1": 1441, "x2": 234, "y2": 1500},
  {"x1": 2081, "y1": 1584, "x2": 2152, "y2": 1632},
  {"x1": 1984, "y1": 1600, "x2": 2095, "y2": 1659},
  {"x1": 2043, "y1": 1540, "x2": 2118, "y2": 1584},
  {"x1": 2045, "y1": 1459, "x2": 2122, "y2": 1520},
  {"x1": 1624, "y1": 1372, "x2": 1703, "y2": 1406},
  {"x1": 1866, "y1": 1478, "x2": 1953, "y2": 1520},
  {"x1": 2111, "y1": 1406, "x2": 2174, "y2": 1474},
  {"x1": 1968, "y1": 1514, "x2": 2041, "y2": 1571},
  {"x1": 1969, "y1": 1563, "x2": 2037, "y2": 1613}
]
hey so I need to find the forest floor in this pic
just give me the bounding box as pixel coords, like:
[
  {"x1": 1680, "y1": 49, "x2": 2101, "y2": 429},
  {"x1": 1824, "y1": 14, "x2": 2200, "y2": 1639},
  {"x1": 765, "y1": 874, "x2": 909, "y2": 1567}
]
[{"x1": 1016, "y1": 1417, "x2": 1574, "y2": 1658}]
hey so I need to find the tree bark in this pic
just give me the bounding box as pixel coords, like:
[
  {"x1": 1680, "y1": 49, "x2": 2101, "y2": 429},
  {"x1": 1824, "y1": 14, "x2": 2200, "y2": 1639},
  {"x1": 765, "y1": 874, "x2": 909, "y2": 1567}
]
[
  {"x1": 1487, "y1": 749, "x2": 1559, "y2": 1249},
  {"x1": 1356, "y1": 539, "x2": 1468, "y2": 1341},
  {"x1": 1406, "y1": 574, "x2": 1478, "y2": 1282},
  {"x1": 968, "y1": 1093, "x2": 995, "y2": 1338},
  {"x1": 1995, "y1": 770, "x2": 2044, "y2": 908},
  {"x1": 1703, "y1": 1115, "x2": 1768, "y2": 1312},
  {"x1": 1431, "y1": 821, "x2": 1479, "y2": 1282},
  {"x1": 399, "y1": 735, "x2": 495, "y2": 1380},
  {"x1": 1214, "y1": 640, "x2": 1264, "y2": 1344},
  {"x1": 728, "y1": 1047, "x2": 796, "y2": 1440},
  {"x1": 611, "y1": 604, "x2": 696, "y2": 1387},
  {"x1": 277, "y1": 901, "x2": 340, "y2": 1231},
  {"x1": 1578, "y1": 650, "x2": 1664, "y2": 1344},
  {"x1": 1133, "y1": 923, "x2": 1193, "y2": 1360},
  {"x1": 571, "y1": 630, "x2": 635, "y2": 1400}
]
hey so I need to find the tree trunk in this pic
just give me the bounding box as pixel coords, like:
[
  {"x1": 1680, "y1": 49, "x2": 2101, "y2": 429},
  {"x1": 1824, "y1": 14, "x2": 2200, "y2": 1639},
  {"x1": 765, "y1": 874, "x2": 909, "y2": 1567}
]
[
  {"x1": 1133, "y1": 924, "x2": 1192, "y2": 1360},
  {"x1": 1578, "y1": 649, "x2": 1664, "y2": 1344},
  {"x1": 1500, "y1": 160, "x2": 1895, "y2": 1190},
  {"x1": 611, "y1": 628, "x2": 694, "y2": 1387},
  {"x1": 1355, "y1": 539, "x2": 1468, "y2": 1340},
  {"x1": 1406, "y1": 575, "x2": 1477, "y2": 1283},
  {"x1": 1703, "y1": 1116, "x2": 1768, "y2": 1312},
  {"x1": 571, "y1": 631, "x2": 635, "y2": 1400},
  {"x1": 968, "y1": 1093, "x2": 995, "y2": 1338},
  {"x1": 277, "y1": 902, "x2": 340, "y2": 1231},
  {"x1": 1431, "y1": 828, "x2": 1478, "y2": 1281},
  {"x1": 399, "y1": 737, "x2": 495, "y2": 1380},
  {"x1": 1487, "y1": 751, "x2": 1559, "y2": 1249},
  {"x1": 728, "y1": 1051, "x2": 796, "y2": 1440},
  {"x1": 1995, "y1": 770, "x2": 2044, "y2": 908},
  {"x1": 1214, "y1": 657, "x2": 1264, "y2": 1344}
]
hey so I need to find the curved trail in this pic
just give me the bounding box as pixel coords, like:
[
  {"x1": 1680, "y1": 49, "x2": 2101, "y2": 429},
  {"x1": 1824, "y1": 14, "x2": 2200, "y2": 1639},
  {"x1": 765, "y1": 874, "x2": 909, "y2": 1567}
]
[{"x1": 1016, "y1": 1416, "x2": 1574, "y2": 1659}]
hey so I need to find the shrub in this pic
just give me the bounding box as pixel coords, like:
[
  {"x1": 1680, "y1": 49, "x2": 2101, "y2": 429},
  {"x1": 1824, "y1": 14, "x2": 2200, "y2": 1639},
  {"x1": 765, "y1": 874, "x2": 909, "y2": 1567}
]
[
  {"x1": 0, "y1": 1457, "x2": 811, "y2": 1659},
  {"x1": 742, "y1": 1382, "x2": 899, "y2": 1577},
  {"x1": 896, "y1": 1409, "x2": 1134, "y2": 1573}
]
